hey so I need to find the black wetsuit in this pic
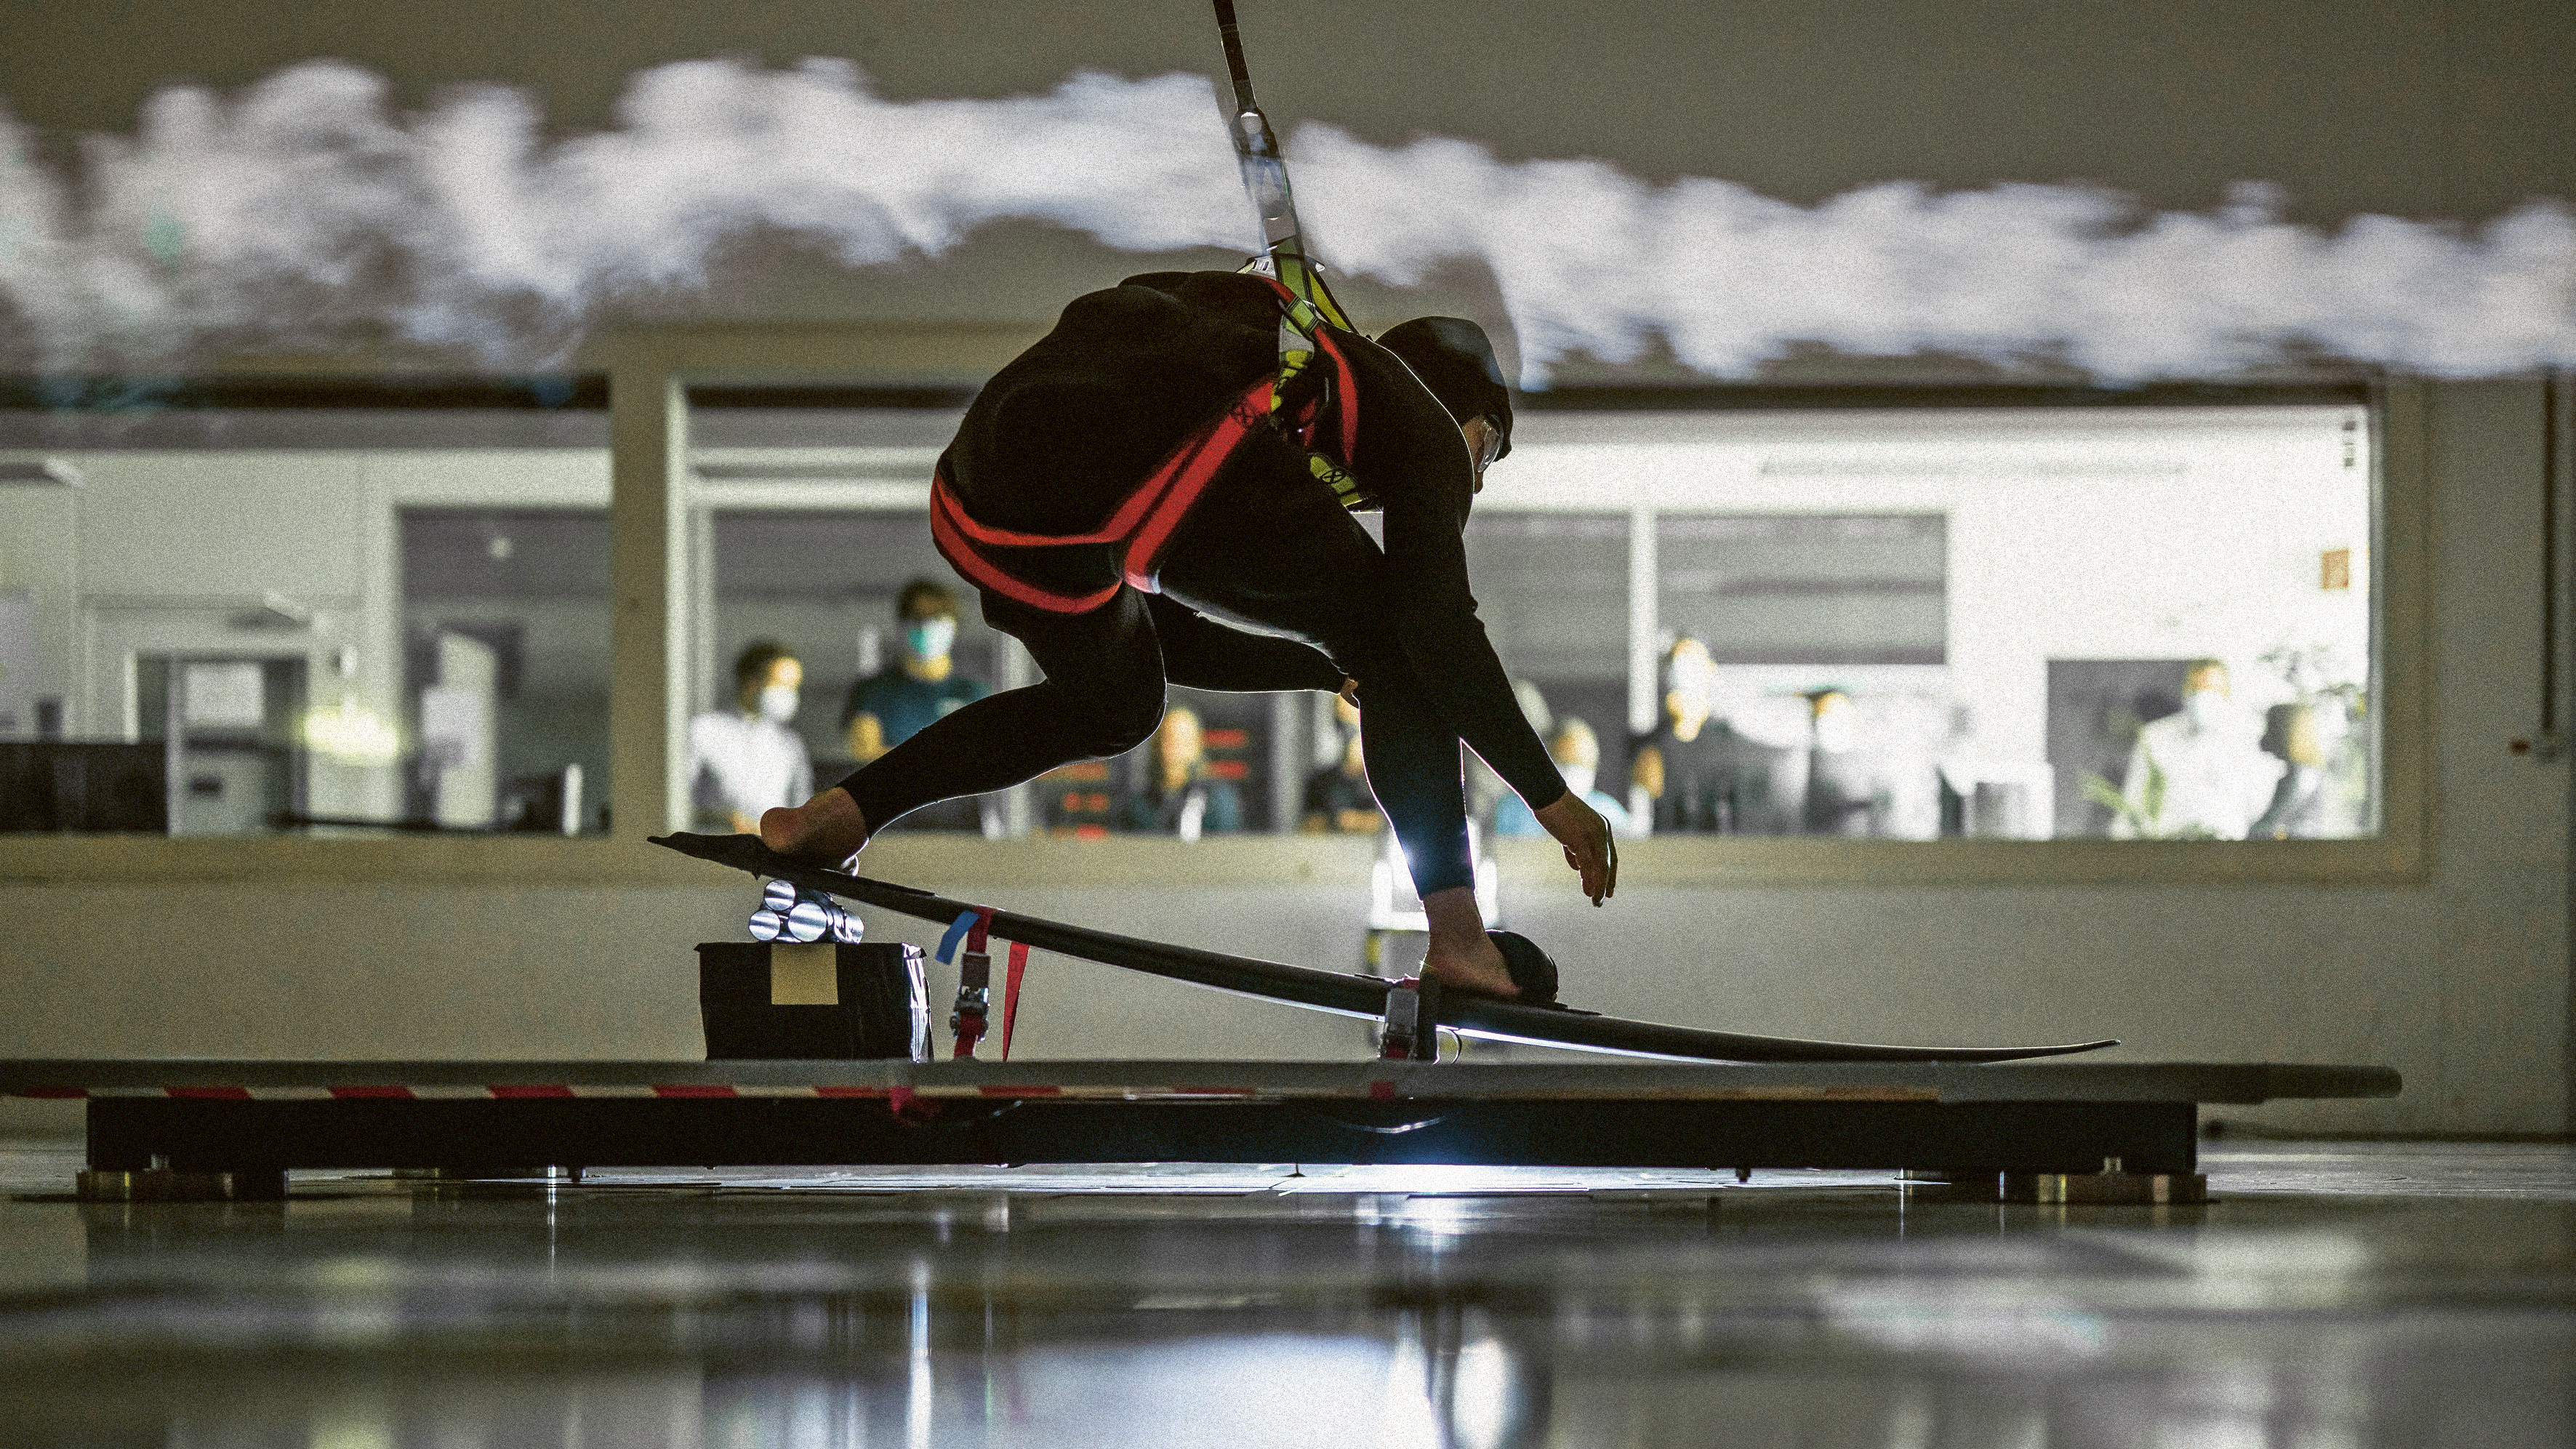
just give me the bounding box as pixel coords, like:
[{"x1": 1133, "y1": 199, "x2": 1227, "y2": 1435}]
[{"x1": 834, "y1": 270, "x2": 1560, "y2": 895}]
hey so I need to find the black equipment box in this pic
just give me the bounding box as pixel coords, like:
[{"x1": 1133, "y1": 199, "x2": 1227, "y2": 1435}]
[{"x1": 697, "y1": 942, "x2": 930, "y2": 1062}]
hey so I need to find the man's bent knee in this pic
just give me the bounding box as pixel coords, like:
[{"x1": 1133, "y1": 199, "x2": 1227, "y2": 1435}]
[{"x1": 1074, "y1": 694, "x2": 1163, "y2": 758}]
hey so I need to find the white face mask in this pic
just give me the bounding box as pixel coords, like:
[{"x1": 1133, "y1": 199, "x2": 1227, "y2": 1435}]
[
  {"x1": 1813, "y1": 707, "x2": 1859, "y2": 755},
  {"x1": 1560, "y1": 762, "x2": 1597, "y2": 800},
  {"x1": 758, "y1": 684, "x2": 801, "y2": 723},
  {"x1": 904, "y1": 617, "x2": 957, "y2": 661},
  {"x1": 1667, "y1": 657, "x2": 1716, "y2": 718},
  {"x1": 2183, "y1": 690, "x2": 2225, "y2": 731}
]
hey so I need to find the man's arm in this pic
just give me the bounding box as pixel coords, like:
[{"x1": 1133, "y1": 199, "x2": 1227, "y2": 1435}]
[
  {"x1": 1372, "y1": 436, "x2": 1561, "y2": 811},
  {"x1": 1358, "y1": 346, "x2": 1616, "y2": 902}
]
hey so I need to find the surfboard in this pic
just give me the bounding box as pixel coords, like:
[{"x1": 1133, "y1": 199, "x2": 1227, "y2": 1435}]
[{"x1": 650, "y1": 832, "x2": 2118, "y2": 1064}]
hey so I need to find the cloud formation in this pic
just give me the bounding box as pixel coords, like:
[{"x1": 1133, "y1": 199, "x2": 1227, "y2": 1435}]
[{"x1": 1, "y1": 57, "x2": 2571, "y2": 382}]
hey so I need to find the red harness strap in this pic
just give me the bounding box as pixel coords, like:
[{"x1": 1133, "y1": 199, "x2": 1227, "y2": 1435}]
[{"x1": 930, "y1": 281, "x2": 1360, "y2": 616}]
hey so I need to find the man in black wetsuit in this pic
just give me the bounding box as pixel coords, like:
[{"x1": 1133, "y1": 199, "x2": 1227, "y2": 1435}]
[{"x1": 760, "y1": 269, "x2": 1616, "y2": 999}]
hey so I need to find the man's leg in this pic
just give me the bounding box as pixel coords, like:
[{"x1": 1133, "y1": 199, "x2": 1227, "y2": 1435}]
[
  {"x1": 1157, "y1": 452, "x2": 1517, "y2": 996},
  {"x1": 1144, "y1": 593, "x2": 1345, "y2": 694},
  {"x1": 763, "y1": 586, "x2": 1166, "y2": 859}
]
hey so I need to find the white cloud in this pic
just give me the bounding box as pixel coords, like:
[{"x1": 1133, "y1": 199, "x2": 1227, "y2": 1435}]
[{"x1": 1, "y1": 57, "x2": 2571, "y2": 382}]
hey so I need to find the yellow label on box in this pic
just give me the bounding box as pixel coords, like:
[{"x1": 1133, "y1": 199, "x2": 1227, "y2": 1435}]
[{"x1": 769, "y1": 943, "x2": 839, "y2": 1006}]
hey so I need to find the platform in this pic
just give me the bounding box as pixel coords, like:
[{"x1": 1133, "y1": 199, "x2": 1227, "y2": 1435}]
[{"x1": 3, "y1": 1058, "x2": 2399, "y2": 1200}]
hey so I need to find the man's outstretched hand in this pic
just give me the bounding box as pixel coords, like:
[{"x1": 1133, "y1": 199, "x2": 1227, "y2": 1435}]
[{"x1": 1533, "y1": 790, "x2": 1618, "y2": 906}]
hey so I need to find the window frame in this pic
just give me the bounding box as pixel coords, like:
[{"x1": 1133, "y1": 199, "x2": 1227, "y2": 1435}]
[{"x1": 0, "y1": 324, "x2": 2426, "y2": 886}]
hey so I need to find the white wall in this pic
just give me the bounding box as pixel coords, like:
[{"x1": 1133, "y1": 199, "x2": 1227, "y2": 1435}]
[{"x1": 0, "y1": 485, "x2": 78, "y2": 726}]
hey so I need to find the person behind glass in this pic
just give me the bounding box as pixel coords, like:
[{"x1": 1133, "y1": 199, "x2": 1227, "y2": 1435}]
[
  {"x1": 1301, "y1": 693, "x2": 1381, "y2": 833},
  {"x1": 1631, "y1": 637, "x2": 1801, "y2": 834},
  {"x1": 843, "y1": 579, "x2": 990, "y2": 761},
  {"x1": 2114, "y1": 658, "x2": 2282, "y2": 839},
  {"x1": 1118, "y1": 705, "x2": 1242, "y2": 841},
  {"x1": 2250, "y1": 700, "x2": 2332, "y2": 838},
  {"x1": 1801, "y1": 689, "x2": 1879, "y2": 836},
  {"x1": 760, "y1": 270, "x2": 1615, "y2": 999},
  {"x1": 1496, "y1": 718, "x2": 1638, "y2": 838},
  {"x1": 687, "y1": 641, "x2": 813, "y2": 835}
]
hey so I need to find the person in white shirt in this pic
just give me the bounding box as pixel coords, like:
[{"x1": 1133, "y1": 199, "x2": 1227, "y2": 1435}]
[
  {"x1": 689, "y1": 641, "x2": 814, "y2": 835},
  {"x1": 2113, "y1": 659, "x2": 2282, "y2": 840}
]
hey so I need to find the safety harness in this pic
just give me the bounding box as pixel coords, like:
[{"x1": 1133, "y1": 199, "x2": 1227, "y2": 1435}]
[{"x1": 929, "y1": 275, "x2": 1368, "y2": 616}]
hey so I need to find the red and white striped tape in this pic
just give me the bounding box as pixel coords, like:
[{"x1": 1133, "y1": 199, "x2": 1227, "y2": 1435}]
[{"x1": 9, "y1": 1081, "x2": 1285, "y2": 1102}]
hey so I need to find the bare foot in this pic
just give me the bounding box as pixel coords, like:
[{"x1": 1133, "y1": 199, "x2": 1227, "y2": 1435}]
[
  {"x1": 1421, "y1": 931, "x2": 1518, "y2": 997},
  {"x1": 759, "y1": 787, "x2": 870, "y2": 864},
  {"x1": 1416, "y1": 885, "x2": 1518, "y2": 997}
]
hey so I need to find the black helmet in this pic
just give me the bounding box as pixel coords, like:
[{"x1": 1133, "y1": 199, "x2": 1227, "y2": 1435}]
[{"x1": 1376, "y1": 316, "x2": 1513, "y2": 460}]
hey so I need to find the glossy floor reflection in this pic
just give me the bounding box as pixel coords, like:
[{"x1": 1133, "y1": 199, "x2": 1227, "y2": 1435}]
[{"x1": 0, "y1": 1141, "x2": 2569, "y2": 1448}]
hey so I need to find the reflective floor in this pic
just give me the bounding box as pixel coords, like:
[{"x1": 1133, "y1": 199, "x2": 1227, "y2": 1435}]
[{"x1": 1, "y1": 1141, "x2": 2569, "y2": 1448}]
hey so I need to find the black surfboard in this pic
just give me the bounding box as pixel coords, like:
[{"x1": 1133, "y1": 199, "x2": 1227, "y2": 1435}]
[{"x1": 651, "y1": 832, "x2": 2117, "y2": 1064}]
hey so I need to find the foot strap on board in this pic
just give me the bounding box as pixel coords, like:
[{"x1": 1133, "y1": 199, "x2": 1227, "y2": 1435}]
[{"x1": 1488, "y1": 930, "x2": 1560, "y2": 1004}]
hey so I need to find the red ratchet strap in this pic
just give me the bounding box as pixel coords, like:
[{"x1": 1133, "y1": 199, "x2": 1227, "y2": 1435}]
[
  {"x1": 998, "y1": 941, "x2": 1031, "y2": 1061},
  {"x1": 948, "y1": 907, "x2": 997, "y2": 1059}
]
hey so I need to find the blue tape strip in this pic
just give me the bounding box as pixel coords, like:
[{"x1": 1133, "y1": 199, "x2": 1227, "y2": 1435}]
[{"x1": 936, "y1": 909, "x2": 982, "y2": 964}]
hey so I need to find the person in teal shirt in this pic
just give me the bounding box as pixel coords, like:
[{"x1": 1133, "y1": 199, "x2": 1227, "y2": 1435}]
[
  {"x1": 1115, "y1": 706, "x2": 1243, "y2": 840},
  {"x1": 842, "y1": 579, "x2": 991, "y2": 760}
]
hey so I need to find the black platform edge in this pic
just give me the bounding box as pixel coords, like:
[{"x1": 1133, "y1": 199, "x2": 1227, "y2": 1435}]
[{"x1": 79, "y1": 1096, "x2": 2210, "y2": 1176}]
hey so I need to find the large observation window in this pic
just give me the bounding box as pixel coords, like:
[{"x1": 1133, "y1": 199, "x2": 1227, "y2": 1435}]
[
  {"x1": 0, "y1": 337, "x2": 2417, "y2": 886},
  {"x1": 662, "y1": 383, "x2": 2387, "y2": 852},
  {"x1": 401, "y1": 507, "x2": 611, "y2": 834},
  {"x1": 0, "y1": 395, "x2": 610, "y2": 840},
  {"x1": 1491, "y1": 401, "x2": 2385, "y2": 848}
]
